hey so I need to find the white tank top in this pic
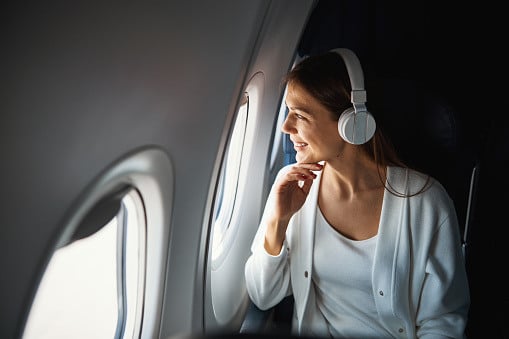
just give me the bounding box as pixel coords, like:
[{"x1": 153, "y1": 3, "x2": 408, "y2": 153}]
[{"x1": 312, "y1": 207, "x2": 393, "y2": 338}]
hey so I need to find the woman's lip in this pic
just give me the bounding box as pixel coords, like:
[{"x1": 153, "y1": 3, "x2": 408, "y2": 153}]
[
  {"x1": 293, "y1": 142, "x2": 308, "y2": 151},
  {"x1": 293, "y1": 141, "x2": 307, "y2": 147}
]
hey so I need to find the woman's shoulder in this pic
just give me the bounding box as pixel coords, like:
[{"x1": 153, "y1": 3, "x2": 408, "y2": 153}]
[
  {"x1": 387, "y1": 166, "x2": 459, "y2": 233},
  {"x1": 387, "y1": 166, "x2": 449, "y2": 200},
  {"x1": 387, "y1": 165, "x2": 429, "y2": 188}
]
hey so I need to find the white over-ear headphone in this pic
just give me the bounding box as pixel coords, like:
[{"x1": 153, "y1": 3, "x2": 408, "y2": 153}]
[{"x1": 331, "y1": 48, "x2": 376, "y2": 145}]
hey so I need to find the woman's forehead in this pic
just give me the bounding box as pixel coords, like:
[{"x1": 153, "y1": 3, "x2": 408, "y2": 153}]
[
  {"x1": 286, "y1": 83, "x2": 337, "y2": 120},
  {"x1": 286, "y1": 82, "x2": 313, "y2": 105}
]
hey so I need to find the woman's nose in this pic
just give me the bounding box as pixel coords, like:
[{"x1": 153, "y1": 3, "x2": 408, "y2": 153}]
[{"x1": 281, "y1": 115, "x2": 294, "y2": 134}]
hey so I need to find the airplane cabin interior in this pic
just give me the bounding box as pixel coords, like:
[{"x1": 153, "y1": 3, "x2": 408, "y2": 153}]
[{"x1": 1, "y1": 1, "x2": 506, "y2": 338}]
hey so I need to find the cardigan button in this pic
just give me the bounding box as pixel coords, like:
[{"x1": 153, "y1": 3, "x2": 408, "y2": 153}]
[
  {"x1": 398, "y1": 328, "x2": 404, "y2": 333},
  {"x1": 304, "y1": 271, "x2": 308, "y2": 278},
  {"x1": 379, "y1": 290, "x2": 384, "y2": 296}
]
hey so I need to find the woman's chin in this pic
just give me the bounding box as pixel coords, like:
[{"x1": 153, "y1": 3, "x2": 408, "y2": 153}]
[
  {"x1": 295, "y1": 153, "x2": 306, "y2": 163},
  {"x1": 295, "y1": 154, "x2": 318, "y2": 164}
]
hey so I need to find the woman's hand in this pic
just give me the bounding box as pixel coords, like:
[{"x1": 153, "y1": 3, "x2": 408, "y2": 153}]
[
  {"x1": 273, "y1": 162, "x2": 323, "y2": 220},
  {"x1": 264, "y1": 162, "x2": 323, "y2": 254}
]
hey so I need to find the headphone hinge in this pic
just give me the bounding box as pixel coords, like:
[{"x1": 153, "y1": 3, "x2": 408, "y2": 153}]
[{"x1": 351, "y1": 90, "x2": 367, "y2": 104}]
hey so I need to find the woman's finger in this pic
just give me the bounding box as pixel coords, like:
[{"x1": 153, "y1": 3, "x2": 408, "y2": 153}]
[{"x1": 300, "y1": 179, "x2": 313, "y2": 195}]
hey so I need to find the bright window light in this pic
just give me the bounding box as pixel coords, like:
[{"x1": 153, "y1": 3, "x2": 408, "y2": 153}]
[
  {"x1": 212, "y1": 94, "x2": 248, "y2": 261},
  {"x1": 23, "y1": 189, "x2": 146, "y2": 339}
]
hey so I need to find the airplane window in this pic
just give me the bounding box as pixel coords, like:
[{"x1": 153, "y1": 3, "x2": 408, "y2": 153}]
[
  {"x1": 206, "y1": 73, "x2": 264, "y2": 329},
  {"x1": 22, "y1": 189, "x2": 146, "y2": 339},
  {"x1": 269, "y1": 86, "x2": 288, "y2": 171},
  {"x1": 211, "y1": 93, "x2": 248, "y2": 262},
  {"x1": 269, "y1": 57, "x2": 302, "y2": 176}
]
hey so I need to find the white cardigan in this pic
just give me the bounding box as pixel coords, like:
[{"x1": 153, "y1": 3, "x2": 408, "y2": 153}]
[{"x1": 245, "y1": 165, "x2": 470, "y2": 338}]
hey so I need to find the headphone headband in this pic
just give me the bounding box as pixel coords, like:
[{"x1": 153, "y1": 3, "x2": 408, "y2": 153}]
[
  {"x1": 330, "y1": 47, "x2": 376, "y2": 145},
  {"x1": 330, "y1": 48, "x2": 367, "y2": 106}
]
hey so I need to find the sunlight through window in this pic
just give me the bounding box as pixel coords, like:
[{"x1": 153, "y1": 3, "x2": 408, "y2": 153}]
[
  {"x1": 212, "y1": 94, "x2": 248, "y2": 261},
  {"x1": 23, "y1": 189, "x2": 146, "y2": 339}
]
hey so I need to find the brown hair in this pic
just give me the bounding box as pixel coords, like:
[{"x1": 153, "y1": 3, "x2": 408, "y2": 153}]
[{"x1": 284, "y1": 51, "x2": 430, "y2": 197}]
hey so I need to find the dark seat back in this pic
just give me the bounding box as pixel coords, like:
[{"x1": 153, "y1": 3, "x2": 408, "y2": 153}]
[{"x1": 372, "y1": 78, "x2": 480, "y2": 257}]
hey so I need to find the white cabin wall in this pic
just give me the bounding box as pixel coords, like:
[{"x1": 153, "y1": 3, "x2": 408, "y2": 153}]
[
  {"x1": 200, "y1": 0, "x2": 316, "y2": 335},
  {"x1": 158, "y1": 1, "x2": 276, "y2": 337},
  {"x1": 0, "y1": 1, "x2": 295, "y2": 338}
]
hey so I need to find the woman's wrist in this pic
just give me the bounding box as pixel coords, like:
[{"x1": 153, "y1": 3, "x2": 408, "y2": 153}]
[{"x1": 264, "y1": 217, "x2": 289, "y2": 255}]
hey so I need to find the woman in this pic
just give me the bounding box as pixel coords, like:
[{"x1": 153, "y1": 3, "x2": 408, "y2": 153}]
[{"x1": 244, "y1": 49, "x2": 470, "y2": 338}]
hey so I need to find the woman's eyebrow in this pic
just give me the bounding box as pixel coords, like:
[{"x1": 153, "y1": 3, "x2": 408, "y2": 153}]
[{"x1": 286, "y1": 102, "x2": 310, "y2": 113}]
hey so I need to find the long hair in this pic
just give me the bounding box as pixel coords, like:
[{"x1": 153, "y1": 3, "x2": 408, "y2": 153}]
[{"x1": 283, "y1": 51, "x2": 430, "y2": 197}]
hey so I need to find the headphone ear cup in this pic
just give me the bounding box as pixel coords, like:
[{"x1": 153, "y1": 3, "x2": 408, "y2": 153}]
[{"x1": 338, "y1": 108, "x2": 376, "y2": 145}]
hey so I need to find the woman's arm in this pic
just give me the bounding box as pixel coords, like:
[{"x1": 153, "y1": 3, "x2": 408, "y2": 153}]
[
  {"x1": 244, "y1": 168, "x2": 293, "y2": 310},
  {"x1": 245, "y1": 163, "x2": 321, "y2": 310},
  {"x1": 416, "y1": 210, "x2": 470, "y2": 339}
]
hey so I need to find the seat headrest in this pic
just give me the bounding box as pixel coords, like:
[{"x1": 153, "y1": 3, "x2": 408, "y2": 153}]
[
  {"x1": 372, "y1": 78, "x2": 478, "y2": 235},
  {"x1": 371, "y1": 78, "x2": 461, "y2": 160}
]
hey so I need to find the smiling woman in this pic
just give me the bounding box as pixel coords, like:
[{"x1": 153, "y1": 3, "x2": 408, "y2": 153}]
[
  {"x1": 245, "y1": 49, "x2": 470, "y2": 338},
  {"x1": 283, "y1": 82, "x2": 342, "y2": 165}
]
